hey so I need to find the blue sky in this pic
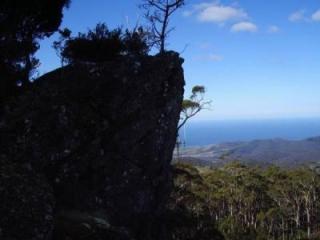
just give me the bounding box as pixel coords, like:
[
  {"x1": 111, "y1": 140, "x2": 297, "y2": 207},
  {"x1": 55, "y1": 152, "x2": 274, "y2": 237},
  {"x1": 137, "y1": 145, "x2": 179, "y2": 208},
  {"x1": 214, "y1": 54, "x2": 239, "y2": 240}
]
[{"x1": 36, "y1": 0, "x2": 320, "y2": 120}]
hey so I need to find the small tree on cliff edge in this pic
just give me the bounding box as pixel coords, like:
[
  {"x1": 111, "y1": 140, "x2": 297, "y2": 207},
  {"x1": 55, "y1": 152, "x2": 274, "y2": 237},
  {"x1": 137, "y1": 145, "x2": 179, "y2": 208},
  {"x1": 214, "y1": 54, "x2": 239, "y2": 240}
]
[
  {"x1": 178, "y1": 85, "x2": 211, "y2": 131},
  {"x1": 176, "y1": 85, "x2": 211, "y2": 159},
  {"x1": 140, "y1": 0, "x2": 185, "y2": 53}
]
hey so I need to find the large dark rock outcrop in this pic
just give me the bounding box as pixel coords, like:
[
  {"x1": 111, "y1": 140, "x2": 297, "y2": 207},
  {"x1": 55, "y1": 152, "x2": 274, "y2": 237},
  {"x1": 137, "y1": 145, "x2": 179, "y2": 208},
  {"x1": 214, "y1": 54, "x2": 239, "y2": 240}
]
[
  {"x1": 0, "y1": 158, "x2": 55, "y2": 240},
  {"x1": 0, "y1": 52, "x2": 184, "y2": 240}
]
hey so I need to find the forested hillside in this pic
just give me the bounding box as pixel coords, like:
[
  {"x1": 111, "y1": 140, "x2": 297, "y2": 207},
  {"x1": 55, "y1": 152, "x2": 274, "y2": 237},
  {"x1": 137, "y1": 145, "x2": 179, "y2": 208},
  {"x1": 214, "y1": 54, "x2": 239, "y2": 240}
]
[{"x1": 172, "y1": 162, "x2": 320, "y2": 240}]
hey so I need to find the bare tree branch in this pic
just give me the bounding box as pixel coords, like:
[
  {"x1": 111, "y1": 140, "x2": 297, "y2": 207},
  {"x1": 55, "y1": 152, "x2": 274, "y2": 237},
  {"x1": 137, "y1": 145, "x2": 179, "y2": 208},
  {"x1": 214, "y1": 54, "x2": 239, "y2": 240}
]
[{"x1": 140, "y1": 0, "x2": 185, "y2": 53}]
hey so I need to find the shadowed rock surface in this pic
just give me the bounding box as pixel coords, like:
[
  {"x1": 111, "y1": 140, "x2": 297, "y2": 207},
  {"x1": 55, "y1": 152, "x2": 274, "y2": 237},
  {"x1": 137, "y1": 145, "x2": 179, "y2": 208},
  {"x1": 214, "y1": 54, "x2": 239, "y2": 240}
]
[
  {"x1": 0, "y1": 52, "x2": 185, "y2": 240},
  {"x1": 0, "y1": 159, "x2": 55, "y2": 240}
]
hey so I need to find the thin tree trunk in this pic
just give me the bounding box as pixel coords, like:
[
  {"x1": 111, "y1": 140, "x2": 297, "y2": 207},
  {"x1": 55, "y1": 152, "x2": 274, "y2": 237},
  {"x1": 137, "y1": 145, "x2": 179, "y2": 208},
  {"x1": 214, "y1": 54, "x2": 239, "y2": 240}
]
[
  {"x1": 160, "y1": 7, "x2": 169, "y2": 53},
  {"x1": 306, "y1": 207, "x2": 311, "y2": 238}
]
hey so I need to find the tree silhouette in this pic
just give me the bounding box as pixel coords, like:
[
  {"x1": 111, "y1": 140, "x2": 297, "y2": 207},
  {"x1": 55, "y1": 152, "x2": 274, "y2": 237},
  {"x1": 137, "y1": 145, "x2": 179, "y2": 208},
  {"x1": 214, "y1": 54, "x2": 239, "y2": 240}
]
[
  {"x1": 0, "y1": 0, "x2": 70, "y2": 108},
  {"x1": 58, "y1": 23, "x2": 150, "y2": 63},
  {"x1": 53, "y1": 28, "x2": 72, "y2": 67},
  {"x1": 140, "y1": 0, "x2": 185, "y2": 53}
]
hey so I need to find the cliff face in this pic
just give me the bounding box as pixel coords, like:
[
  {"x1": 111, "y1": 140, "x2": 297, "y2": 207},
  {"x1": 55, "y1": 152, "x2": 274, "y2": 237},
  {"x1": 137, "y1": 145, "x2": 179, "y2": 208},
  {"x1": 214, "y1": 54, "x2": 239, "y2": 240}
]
[{"x1": 0, "y1": 52, "x2": 185, "y2": 240}]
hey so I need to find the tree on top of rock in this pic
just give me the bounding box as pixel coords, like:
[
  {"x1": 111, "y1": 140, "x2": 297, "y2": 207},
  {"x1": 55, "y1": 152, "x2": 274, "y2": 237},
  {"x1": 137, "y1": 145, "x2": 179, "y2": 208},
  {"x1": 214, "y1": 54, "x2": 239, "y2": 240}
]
[
  {"x1": 140, "y1": 0, "x2": 185, "y2": 53},
  {"x1": 57, "y1": 23, "x2": 150, "y2": 63}
]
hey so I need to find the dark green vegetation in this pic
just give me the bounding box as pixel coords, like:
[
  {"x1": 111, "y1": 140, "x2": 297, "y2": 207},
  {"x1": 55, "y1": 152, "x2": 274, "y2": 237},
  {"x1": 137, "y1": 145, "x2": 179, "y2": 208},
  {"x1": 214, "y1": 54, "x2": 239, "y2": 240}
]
[
  {"x1": 55, "y1": 24, "x2": 150, "y2": 64},
  {"x1": 0, "y1": 0, "x2": 70, "y2": 108},
  {"x1": 172, "y1": 162, "x2": 320, "y2": 240},
  {"x1": 167, "y1": 164, "x2": 224, "y2": 240}
]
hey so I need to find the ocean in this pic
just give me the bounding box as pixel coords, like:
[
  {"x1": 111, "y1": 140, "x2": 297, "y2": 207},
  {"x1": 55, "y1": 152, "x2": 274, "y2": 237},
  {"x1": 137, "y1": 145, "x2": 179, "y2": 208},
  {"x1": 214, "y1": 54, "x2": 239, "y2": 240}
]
[{"x1": 179, "y1": 118, "x2": 320, "y2": 146}]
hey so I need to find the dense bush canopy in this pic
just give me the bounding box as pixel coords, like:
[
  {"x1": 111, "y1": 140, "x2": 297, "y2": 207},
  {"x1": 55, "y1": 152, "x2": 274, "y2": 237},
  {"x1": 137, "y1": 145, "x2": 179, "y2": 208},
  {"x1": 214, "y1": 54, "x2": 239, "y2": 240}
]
[
  {"x1": 58, "y1": 24, "x2": 150, "y2": 63},
  {"x1": 171, "y1": 162, "x2": 320, "y2": 240}
]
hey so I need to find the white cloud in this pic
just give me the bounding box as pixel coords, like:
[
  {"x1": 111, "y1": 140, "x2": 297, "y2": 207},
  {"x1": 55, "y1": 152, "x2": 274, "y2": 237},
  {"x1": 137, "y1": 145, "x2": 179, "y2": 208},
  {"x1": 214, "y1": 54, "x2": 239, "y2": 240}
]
[
  {"x1": 267, "y1": 25, "x2": 280, "y2": 33},
  {"x1": 184, "y1": 2, "x2": 259, "y2": 33},
  {"x1": 230, "y1": 22, "x2": 258, "y2": 32},
  {"x1": 312, "y1": 9, "x2": 320, "y2": 21},
  {"x1": 289, "y1": 9, "x2": 320, "y2": 23},
  {"x1": 198, "y1": 5, "x2": 247, "y2": 23},
  {"x1": 289, "y1": 10, "x2": 306, "y2": 22},
  {"x1": 185, "y1": 2, "x2": 248, "y2": 24}
]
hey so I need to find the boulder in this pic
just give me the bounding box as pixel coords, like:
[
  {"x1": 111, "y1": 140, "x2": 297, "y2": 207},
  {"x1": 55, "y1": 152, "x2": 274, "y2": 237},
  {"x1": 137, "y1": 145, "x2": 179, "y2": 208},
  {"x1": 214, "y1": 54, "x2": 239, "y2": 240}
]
[{"x1": 0, "y1": 52, "x2": 185, "y2": 239}]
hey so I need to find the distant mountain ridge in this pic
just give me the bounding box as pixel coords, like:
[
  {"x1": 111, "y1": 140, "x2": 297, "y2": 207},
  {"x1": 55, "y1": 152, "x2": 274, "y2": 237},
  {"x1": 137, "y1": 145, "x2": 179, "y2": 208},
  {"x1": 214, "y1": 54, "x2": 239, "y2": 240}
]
[{"x1": 175, "y1": 136, "x2": 320, "y2": 168}]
